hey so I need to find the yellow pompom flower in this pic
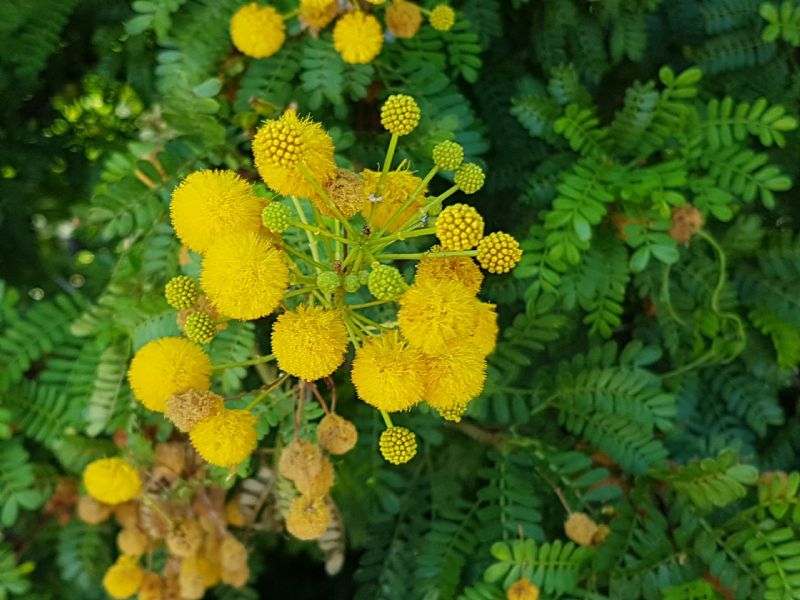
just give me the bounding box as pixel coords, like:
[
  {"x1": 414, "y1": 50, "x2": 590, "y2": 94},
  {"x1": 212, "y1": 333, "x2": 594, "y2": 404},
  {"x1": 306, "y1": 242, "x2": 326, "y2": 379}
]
[
  {"x1": 300, "y1": 0, "x2": 338, "y2": 29},
  {"x1": 201, "y1": 232, "x2": 289, "y2": 320},
  {"x1": 429, "y1": 4, "x2": 456, "y2": 31},
  {"x1": 381, "y1": 94, "x2": 421, "y2": 136},
  {"x1": 398, "y1": 279, "x2": 480, "y2": 354},
  {"x1": 230, "y1": 3, "x2": 286, "y2": 59},
  {"x1": 379, "y1": 427, "x2": 417, "y2": 465},
  {"x1": 170, "y1": 170, "x2": 263, "y2": 255},
  {"x1": 351, "y1": 331, "x2": 426, "y2": 412},
  {"x1": 190, "y1": 409, "x2": 258, "y2": 468},
  {"x1": 387, "y1": 0, "x2": 423, "y2": 38},
  {"x1": 84, "y1": 458, "x2": 142, "y2": 506},
  {"x1": 472, "y1": 302, "x2": 499, "y2": 357},
  {"x1": 271, "y1": 305, "x2": 348, "y2": 381},
  {"x1": 415, "y1": 249, "x2": 483, "y2": 295},
  {"x1": 128, "y1": 337, "x2": 212, "y2": 413},
  {"x1": 454, "y1": 163, "x2": 485, "y2": 194},
  {"x1": 361, "y1": 167, "x2": 425, "y2": 232},
  {"x1": 422, "y1": 344, "x2": 487, "y2": 410},
  {"x1": 333, "y1": 12, "x2": 383, "y2": 64},
  {"x1": 435, "y1": 203, "x2": 484, "y2": 250},
  {"x1": 286, "y1": 495, "x2": 331, "y2": 540},
  {"x1": 477, "y1": 232, "x2": 523, "y2": 274},
  {"x1": 103, "y1": 555, "x2": 144, "y2": 600},
  {"x1": 252, "y1": 110, "x2": 336, "y2": 201}
]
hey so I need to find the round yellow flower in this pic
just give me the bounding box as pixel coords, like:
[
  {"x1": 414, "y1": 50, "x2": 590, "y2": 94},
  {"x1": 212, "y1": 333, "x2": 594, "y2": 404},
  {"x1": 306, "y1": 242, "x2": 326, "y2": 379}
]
[
  {"x1": 333, "y1": 11, "x2": 383, "y2": 64},
  {"x1": 415, "y1": 249, "x2": 483, "y2": 295},
  {"x1": 103, "y1": 555, "x2": 144, "y2": 599},
  {"x1": 271, "y1": 305, "x2": 348, "y2": 381},
  {"x1": 472, "y1": 302, "x2": 499, "y2": 357},
  {"x1": 422, "y1": 344, "x2": 487, "y2": 410},
  {"x1": 84, "y1": 458, "x2": 141, "y2": 505},
  {"x1": 286, "y1": 495, "x2": 331, "y2": 540},
  {"x1": 201, "y1": 232, "x2": 289, "y2": 320},
  {"x1": 170, "y1": 170, "x2": 263, "y2": 255},
  {"x1": 379, "y1": 427, "x2": 417, "y2": 465},
  {"x1": 398, "y1": 279, "x2": 480, "y2": 354},
  {"x1": 323, "y1": 168, "x2": 365, "y2": 217},
  {"x1": 190, "y1": 409, "x2": 258, "y2": 467},
  {"x1": 300, "y1": 0, "x2": 338, "y2": 29},
  {"x1": 351, "y1": 331, "x2": 426, "y2": 412},
  {"x1": 166, "y1": 389, "x2": 224, "y2": 432},
  {"x1": 436, "y1": 203, "x2": 484, "y2": 250},
  {"x1": 252, "y1": 110, "x2": 336, "y2": 201},
  {"x1": 361, "y1": 167, "x2": 425, "y2": 232},
  {"x1": 381, "y1": 94, "x2": 421, "y2": 136},
  {"x1": 128, "y1": 337, "x2": 212, "y2": 413},
  {"x1": 477, "y1": 232, "x2": 523, "y2": 274},
  {"x1": 507, "y1": 578, "x2": 541, "y2": 600},
  {"x1": 429, "y1": 4, "x2": 456, "y2": 31},
  {"x1": 230, "y1": 3, "x2": 286, "y2": 59},
  {"x1": 387, "y1": 0, "x2": 423, "y2": 38}
]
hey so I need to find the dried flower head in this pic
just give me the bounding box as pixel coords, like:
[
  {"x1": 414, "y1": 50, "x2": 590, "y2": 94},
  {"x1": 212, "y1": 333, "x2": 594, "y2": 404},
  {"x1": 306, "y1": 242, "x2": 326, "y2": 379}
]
[
  {"x1": 279, "y1": 439, "x2": 325, "y2": 483},
  {"x1": 361, "y1": 167, "x2": 425, "y2": 232},
  {"x1": 323, "y1": 168, "x2": 366, "y2": 217},
  {"x1": 77, "y1": 495, "x2": 112, "y2": 524},
  {"x1": 271, "y1": 305, "x2": 348, "y2": 381},
  {"x1": 294, "y1": 454, "x2": 335, "y2": 497},
  {"x1": 286, "y1": 495, "x2": 331, "y2": 540},
  {"x1": 117, "y1": 527, "x2": 148, "y2": 557},
  {"x1": 166, "y1": 520, "x2": 203, "y2": 557},
  {"x1": 166, "y1": 389, "x2": 224, "y2": 432},
  {"x1": 317, "y1": 413, "x2": 358, "y2": 455},
  {"x1": 386, "y1": 0, "x2": 423, "y2": 38},
  {"x1": 564, "y1": 512, "x2": 599, "y2": 547},
  {"x1": 300, "y1": 0, "x2": 338, "y2": 29},
  {"x1": 507, "y1": 578, "x2": 540, "y2": 600}
]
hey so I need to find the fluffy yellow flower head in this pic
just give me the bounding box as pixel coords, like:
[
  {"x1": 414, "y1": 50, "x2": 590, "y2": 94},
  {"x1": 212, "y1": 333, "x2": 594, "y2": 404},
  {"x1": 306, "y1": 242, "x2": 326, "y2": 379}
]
[
  {"x1": 507, "y1": 578, "x2": 541, "y2": 600},
  {"x1": 477, "y1": 232, "x2": 523, "y2": 274},
  {"x1": 398, "y1": 279, "x2": 480, "y2": 354},
  {"x1": 381, "y1": 94, "x2": 421, "y2": 136},
  {"x1": 271, "y1": 305, "x2": 348, "y2": 381},
  {"x1": 436, "y1": 203, "x2": 484, "y2": 250},
  {"x1": 472, "y1": 302, "x2": 499, "y2": 357},
  {"x1": 103, "y1": 555, "x2": 144, "y2": 600},
  {"x1": 230, "y1": 3, "x2": 286, "y2": 58},
  {"x1": 84, "y1": 458, "x2": 141, "y2": 506},
  {"x1": 429, "y1": 4, "x2": 456, "y2": 31},
  {"x1": 351, "y1": 331, "x2": 426, "y2": 412},
  {"x1": 422, "y1": 344, "x2": 487, "y2": 410},
  {"x1": 201, "y1": 232, "x2": 289, "y2": 320},
  {"x1": 170, "y1": 170, "x2": 263, "y2": 255},
  {"x1": 190, "y1": 409, "x2": 258, "y2": 467},
  {"x1": 333, "y1": 12, "x2": 383, "y2": 64},
  {"x1": 286, "y1": 495, "x2": 331, "y2": 540},
  {"x1": 128, "y1": 337, "x2": 212, "y2": 413},
  {"x1": 387, "y1": 0, "x2": 423, "y2": 38},
  {"x1": 415, "y1": 249, "x2": 483, "y2": 295},
  {"x1": 361, "y1": 167, "x2": 425, "y2": 232},
  {"x1": 253, "y1": 110, "x2": 336, "y2": 200},
  {"x1": 379, "y1": 427, "x2": 417, "y2": 464},
  {"x1": 300, "y1": 0, "x2": 339, "y2": 28}
]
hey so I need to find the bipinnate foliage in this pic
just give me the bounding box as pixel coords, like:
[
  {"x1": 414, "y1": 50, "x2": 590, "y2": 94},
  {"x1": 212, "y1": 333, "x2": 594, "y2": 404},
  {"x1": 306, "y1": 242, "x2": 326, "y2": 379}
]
[{"x1": 1, "y1": 1, "x2": 799, "y2": 599}]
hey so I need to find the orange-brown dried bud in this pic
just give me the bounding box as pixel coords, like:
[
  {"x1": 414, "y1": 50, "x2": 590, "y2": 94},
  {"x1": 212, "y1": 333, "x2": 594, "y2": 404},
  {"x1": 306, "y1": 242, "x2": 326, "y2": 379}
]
[
  {"x1": 564, "y1": 512, "x2": 599, "y2": 547},
  {"x1": 117, "y1": 527, "x2": 148, "y2": 557},
  {"x1": 77, "y1": 495, "x2": 112, "y2": 524},
  {"x1": 294, "y1": 454, "x2": 334, "y2": 497},
  {"x1": 285, "y1": 495, "x2": 330, "y2": 541},
  {"x1": 669, "y1": 204, "x2": 704, "y2": 243},
  {"x1": 225, "y1": 495, "x2": 247, "y2": 527},
  {"x1": 155, "y1": 443, "x2": 186, "y2": 476},
  {"x1": 278, "y1": 439, "x2": 324, "y2": 483},
  {"x1": 317, "y1": 413, "x2": 358, "y2": 455},
  {"x1": 113, "y1": 501, "x2": 140, "y2": 530},
  {"x1": 166, "y1": 520, "x2": 204, "y2": 558}
]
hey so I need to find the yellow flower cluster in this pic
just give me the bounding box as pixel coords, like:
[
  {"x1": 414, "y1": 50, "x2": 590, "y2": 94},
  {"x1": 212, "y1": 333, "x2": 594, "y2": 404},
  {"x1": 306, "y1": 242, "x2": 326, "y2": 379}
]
[
  {"x1": 80, "y1": 442, "x2": 254, "y2": 598},
  {"x1": 229, "y1": 1, "x2": 458, "y2": 66}
]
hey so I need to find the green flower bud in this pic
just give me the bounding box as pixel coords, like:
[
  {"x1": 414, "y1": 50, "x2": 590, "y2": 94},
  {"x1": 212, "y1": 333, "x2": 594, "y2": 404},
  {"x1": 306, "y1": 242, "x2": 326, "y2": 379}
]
[
  {"x1": 262, "y1": 202, "x2": 292, "y2": 233},
  {"x1": 184, "y1": 312, "x2": 216, "y2": 344},
  {"x1": 343, "y1": 274, "x2": 361, "y2": 293},
  {"x1": 367, "y1": 264, "x2": 407, "y2": 300},
  {"x1": 165, "y1": 276, "x2": 199, "y2": 310},
  {"x1": 432, "y1": 140, "x2": 464, "y2": 171},
  {"x1": 454, "y1": 163, "x2": 485, "y2": 194},
  {"x1": 316, "y1": 271, "x2": 340, "y2": 294}
]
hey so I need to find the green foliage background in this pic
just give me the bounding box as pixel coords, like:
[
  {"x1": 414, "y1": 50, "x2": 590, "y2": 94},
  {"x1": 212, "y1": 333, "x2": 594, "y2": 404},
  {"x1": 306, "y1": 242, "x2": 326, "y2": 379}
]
[{"x1": 1, "y1": 0, "x2": 799, "y2": 598}]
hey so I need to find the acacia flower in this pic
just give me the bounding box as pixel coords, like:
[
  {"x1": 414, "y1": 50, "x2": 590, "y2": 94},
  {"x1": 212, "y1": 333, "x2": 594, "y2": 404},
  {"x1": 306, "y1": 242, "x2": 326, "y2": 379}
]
[
  {"x1": 300, "y1": 0, "x2": 338, "y2": 29},
  {"x1": 435, "y1": 203, "x2": 484, "y2": 250},
  {"x1": 432, "y1": 140, "x2": 464, "y2": 171},
  {"x1": 379, "y1": 427, "x2": 417, "y2": 464},
  {"x1": 422, "y1": 344, "x2": 487, "y2": 410},
  {"x1": 83, "y1": 458, "x2": 141, "y2": 505},
  {"x1": 165, "y1": 275, "x2": 200, "y2": 310},
  {"x1": 183, "y1": 312, "x2": 216, "y2": 345},
  {"x1": 271, "y1": 305, "x2": 348, "y2": 381},
  {"x1": 333, "y1": 12, "x2": 383, "y2": 64},
  {"x1": 398, "y1": 279, "x2": 480, "y2": 354},
  {"x1": 170, "y1": 170, "x2": 263, "y2": 255},
  {"x1": 230, "y1": 3, "x2": 286, "y2": 58},
  {"x1": 317, "y1": 413, "x2": 358, "y2": 455},
  {"x1": 190, "y1": 408, "x2": 258, "y2": 467},
  {"x1": 252, "y1": 110, "x2": 336, "y2": 201},
  {"x1": 103, "y1": 555, "x2": 144, "y2": 600},
  {"x1": 128, "y1": 337, "x2": 212, "y2": 412},
  {"x1": 165, "y1": 389, "x2": 224, "y2": 432},
  {"x1": 351, "y1": 331, "x2": 426, "y2": 412},
  {"x1": 387, "y1": 0, "x2": 423, "y2": 38},
  {"x1": 201, "y1": 232, "x2": 289, "y2": 320},
  {"x1": 286, "y1": 495, "x2": 331, "y2": 540},
  {"x1": 507, "y1": 578, "x2": 541, "y2": 600},
  {"x1": 429, "y1": 4, "x2": 456, "y2": 31},
  {"x1": 454, "y1": 163, "x2": 485, "y2": 194},
  {"x1": 476, "y1": 231, "x2": 523, "y2": 274},
  {"x1": 323, "y1": 168, "x2": 365, "y2": 217},
  {"x1": 381, "y1": 94, "x2": 421, "y2": 136},
  {"x1": 472, "y1": 302, "x2": 499, "y2": 357},
  {"x1": 361, "y1": 167, "x2": 425, "y2": 232},
  {"x1": 415, "y1": 249, "x2": 484, "y2": 294}
]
